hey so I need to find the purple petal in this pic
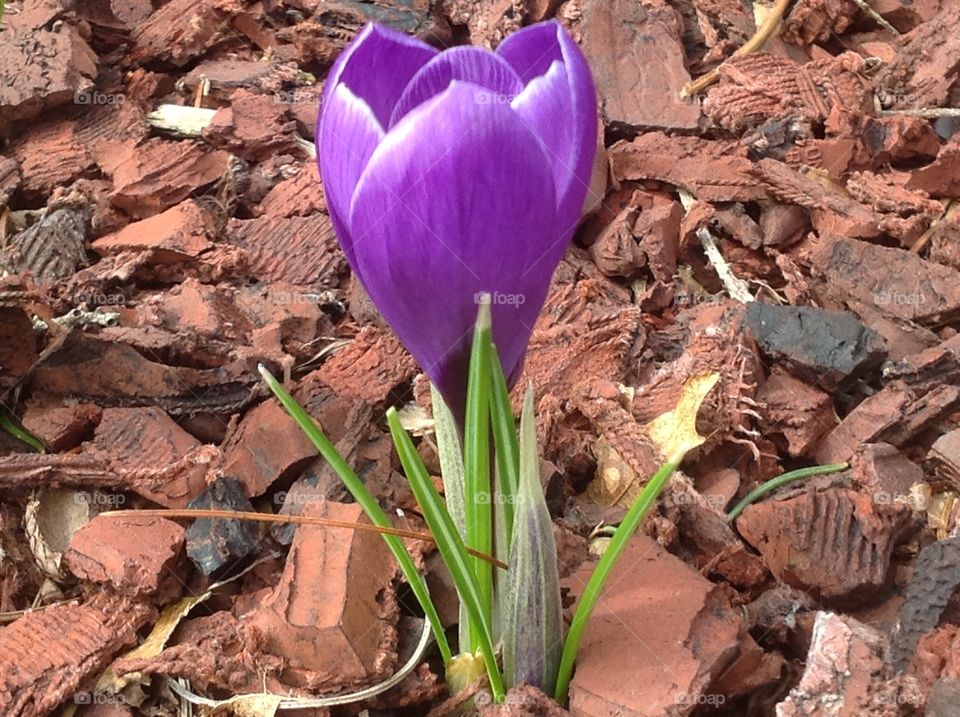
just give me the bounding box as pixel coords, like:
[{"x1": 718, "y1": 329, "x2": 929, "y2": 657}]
[
  {"x1": 510, "y1": 60, "x2": 572, "y2": 209},
  {"x1": 389, "y1": 46, "x2": 524, "y2": 128},
  {"x1": 321, "y1": 23, "x2": 437, "y2": 130},
  {"x1": 348, "y1": 81, "x2": 558, "y2": 414},
  {"x1": 498, "y1": 21, "x2": 597, "y2": 258},
  {"x1": 317, "y1": 83, "x2": 385, "y2": 268}
]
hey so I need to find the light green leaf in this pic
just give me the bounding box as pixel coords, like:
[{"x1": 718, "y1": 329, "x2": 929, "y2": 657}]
[
  {"x1": 503, "y1": 384, "x2": 562, "y2": 695},
  {"x1": 431, "y1": 384, "x2": 472, "y2": 653}
]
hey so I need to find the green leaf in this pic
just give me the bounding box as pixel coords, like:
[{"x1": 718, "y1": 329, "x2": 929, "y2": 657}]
[
  {"x1": 554, "y1": 458, "x2": 680, "y2": 703},
  {"x1": 258, "y1": 365, "x2": 452, "y2": 666},
  {"x1": 726, "y1": 462, "x2": 849, "y2": 522},
  {"x1": 430, "y1": 384, "x2": 472, "y2": 653},
  {"x1": 387, "y1": 407, "x2": 505, "y2": 703},
  {"x1": 0, "y1": 415, "x2": 45, "y2": 453},
  {"x1": 489, "y1": 342, "x2": 519, "y2": 540},
  {"x1": 503, "y1": 384, "x2": 562, "y2": 695},
  {"x1": 554, "y1": 372, "x2": 721, "y2": 703},
  {"x1": 464, "y1": 296, "x2": 494, "y2": 648}
]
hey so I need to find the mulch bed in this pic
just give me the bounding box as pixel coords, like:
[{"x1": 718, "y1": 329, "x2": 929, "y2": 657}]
[{"x1": 1, "y1": 0, "x2": 960, "y2": 715}]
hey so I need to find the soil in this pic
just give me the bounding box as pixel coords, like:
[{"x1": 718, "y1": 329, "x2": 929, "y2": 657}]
[{"x1": 1, "y1": 0, "x2": 960, "y2": 716}]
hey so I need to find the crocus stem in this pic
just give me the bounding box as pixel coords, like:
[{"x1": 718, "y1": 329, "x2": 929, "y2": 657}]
[
  {"x1": 554, "y1": 456, "x2": 681, "y2": 704},
  {"x1": 725, "y1": 462, "x2": 849, "y2": 522},
  {"x1": 258, "y1": 365, "x2": 453, "y2": 666},
  {"x1": 464, "y1": 297, "x2": 494, "y2": 650}
]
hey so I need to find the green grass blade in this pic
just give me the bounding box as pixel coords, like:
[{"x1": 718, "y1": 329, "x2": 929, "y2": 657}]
[
  {"x1": 503, "y1": 385, "x2": 562, "y2": 694},
  {"x1": 387, "y1": 407, "x2": 505, "y2": 702},
  {"x1": 258, "y1": 365, "x2": 452, "y2": 666},
  {"x1": 1, "y1": 415, "x2": 45, "y2": 453},
  {"x1": 489, "y1": 342, "x2": 519, "y2": 540},
  {"x1": 554, "y1": 458, "x2": 681, "y2": 703},
  {"x1": 726, "y1": 462, "x2": 849, "y2": 522},
  {"x1": 464, "y1": 297, "x2": 494, "y2": 646}
]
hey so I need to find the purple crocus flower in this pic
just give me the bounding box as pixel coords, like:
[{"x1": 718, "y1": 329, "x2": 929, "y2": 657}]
[{"x1": 317, "y1": 21, "x2": 596, "y2": 416}]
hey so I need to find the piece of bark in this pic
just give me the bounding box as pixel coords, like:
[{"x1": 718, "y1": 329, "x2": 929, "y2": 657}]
[
  {"x1": 906, "y1": 133, "x2": 960, "y2": 198},
  {"x1": 317, "y1": 326, "x2": 417, "y2": 406},
  {"x1": 227, "y1": 214, "x2": 346, "y2": 288},
  {"x1": 88, "y1": 407, "x2": 212, "y2": 507},
  {"x1": 578, "y1": 0, "x2": 700, "y2": 131},
  {"x1": 524, "y1": 272, "x2": 644, "y2": 474},
  {"x1": 877, "y1": 4, "x2": 960, "y2": 110},
  {"x1": 182, "y1": 59, "x2": 304, "y2": 102},
  {"x1": 807, "y1": 236, "x2": 960, "y2": 327},
  {"x1": 219, "y1": 398, "x2": 321, "y2": 499},
  {"x1": 10, "y1": 120, "x2": 95, "y2": 197},
  {"x1": 257, "y1": 162, "x2": 326, "y2": 218},
  {"x1": 753, "y1": 159, "x2": 890, "y2": 240},
  {"x1": 566, "y1": 536, "x2": 742, "y2": 717},
  {"x1": 815, "y1": 382, "x2": 960, "y2": 465},
  {"x1": 736, "y1": 486, "x2": 912, "y2": 604},
  {"x1": 0, "y1": 205, "x2": 89, "y2": 285},
  {"x1": 704, "y1": 52, "x2": 870, "y2": 136},
  {"x1": 248, "y1": 499, "x2": 398, "y2": 689},
  {"x1": 756, "y1": 367, "x2": 838, "y2": 457},
  {"x1": 610, "y1": 134, "x2": 767, "y2": 203},
  {"x1": 31, "y1": 330, "x2": 254, "y2": 416},
  {"x1": 107, "y1": 138, "x2": 231, "y2": 219},
  {"x1": 204, "y1": 89, "x2": 299, "y2": 161},
  {"x1": 21, "y1": 398, "x2": 103, "y2": 453},
  {"x1": 776, "y1": 612, "x2": 904, "y2": 716},
  {"x1": 130, "y1": 0, "x2": 235, "y2": 67},
  {"x1": 0, "y1": 593, "x2": 155, "y2": 717},
  {"x1": 65, "y1": 514, "x2": 186, "y2": 598},
  {"x1": 927, "y1": 428, "x2": 960, "y2": 491},
  {"x1": 113, "y1": 610, "x2": 283, "y2": 695},
  {"x1": 0, "y1": 1, "x2": 98, "y2": 137},
  {"x1": 892, "y1": 537, "x2": 960, "y2": 670}
]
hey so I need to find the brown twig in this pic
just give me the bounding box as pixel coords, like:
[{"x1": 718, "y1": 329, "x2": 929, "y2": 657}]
[
  {"x1": 681, "y1": 0, "x2": 793, "y2": 98},
  {"x1": 102, "y1": 508, "x2": 508, "y2": 569}
]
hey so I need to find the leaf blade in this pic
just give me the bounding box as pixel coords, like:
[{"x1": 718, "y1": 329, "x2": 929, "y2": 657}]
[{"x1": 387, "y1": 407, "x2": 505, "y2": 702}]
